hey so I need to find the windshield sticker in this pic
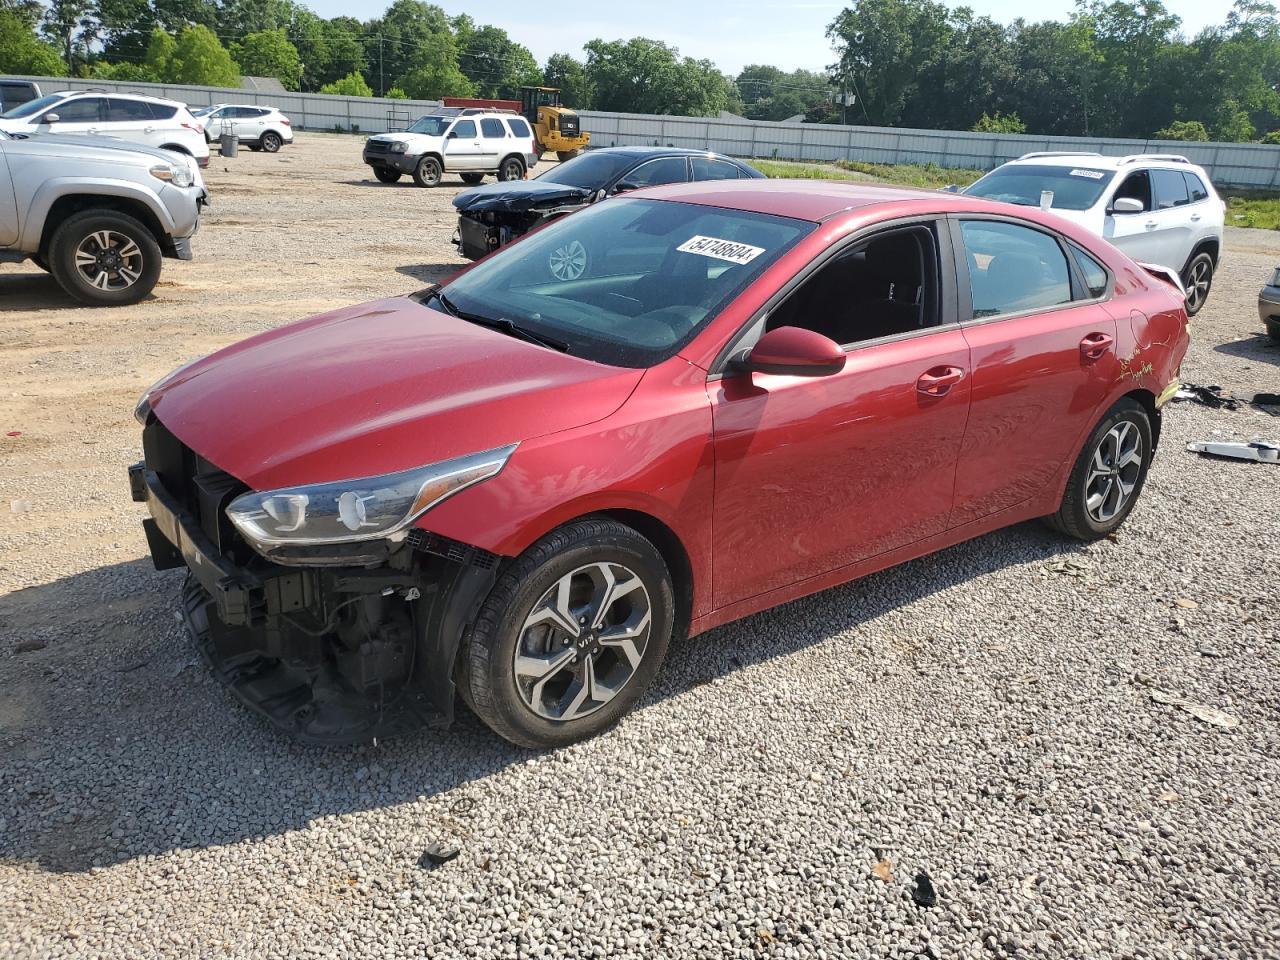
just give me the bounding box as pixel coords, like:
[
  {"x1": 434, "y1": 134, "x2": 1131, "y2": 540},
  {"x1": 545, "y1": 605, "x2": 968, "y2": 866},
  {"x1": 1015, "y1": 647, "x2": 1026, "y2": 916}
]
[
  {"x1": 677, "y1": 235, "x2": 765, "y2": 265},
  {"x1": 1069, "y1": 169, "x2": 1107, "y2": 179}
]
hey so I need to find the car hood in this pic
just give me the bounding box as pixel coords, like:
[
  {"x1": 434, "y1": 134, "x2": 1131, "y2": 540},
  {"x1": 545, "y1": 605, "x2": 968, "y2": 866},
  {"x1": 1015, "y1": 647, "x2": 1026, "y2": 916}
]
[
  {"x1": 0, "y1": 131, "x2": 185, "y2": 166},
  {"x1": 454, "y1": 179, "x2": 594, "y2": 213},
  {"x1": 369, "y1": 132, "x2": 442, "y2": 149},
  {"x1": 147, "y1": 295, "x2": 644, "y2": 491}
]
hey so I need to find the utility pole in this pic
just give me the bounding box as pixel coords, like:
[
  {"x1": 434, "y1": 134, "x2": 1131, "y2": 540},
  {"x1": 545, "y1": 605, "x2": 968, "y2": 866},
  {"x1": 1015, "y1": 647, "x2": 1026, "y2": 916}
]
[{"x1": 379, "y1": 36, "x2": 384, "y2": 97}]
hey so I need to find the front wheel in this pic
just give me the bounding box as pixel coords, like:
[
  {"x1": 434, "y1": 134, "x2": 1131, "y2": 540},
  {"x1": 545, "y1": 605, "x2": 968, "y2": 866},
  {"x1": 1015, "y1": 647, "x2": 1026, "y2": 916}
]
[
  {"x1": 497, "y1": 156, "x2": 525, "y2": 182},
  {"x1": 462, "y1": 518, "x2": 675, "y2": 748},
  {"x1": 261, "y1": 132, "x2": 282, "y2": 153},
  {"x1": 47, "y1": 210, "x2": 163, "y2": 306},
  {"x1": 1044, "y1": 398, "x2": 1153, "y2": 540},
  {"x1": 1182, "y1": 252, "x2": 1214, "y2": 316},
  {"x1": 412, "y1": 155, "x2": 442, "y2": 188}
]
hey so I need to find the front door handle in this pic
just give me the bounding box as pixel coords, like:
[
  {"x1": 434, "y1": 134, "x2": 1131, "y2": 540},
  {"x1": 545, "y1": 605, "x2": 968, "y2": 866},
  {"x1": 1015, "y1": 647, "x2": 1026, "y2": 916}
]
[
  {"x1": 1190, "y1": 214, "x2": 1202, "y2": 222},
  {"x1": 143, "y1": 126, "x2": 154, "y2": 133},
  {"x1": 1080, "y1": 332, "x2": 1114, "y2": 360},
  {"x1": 1145, "y1": 220, "x2": 1158, "y2": 230},
  {"x1": 917, "y1": 366, "x2": 965, "y2": 397}
]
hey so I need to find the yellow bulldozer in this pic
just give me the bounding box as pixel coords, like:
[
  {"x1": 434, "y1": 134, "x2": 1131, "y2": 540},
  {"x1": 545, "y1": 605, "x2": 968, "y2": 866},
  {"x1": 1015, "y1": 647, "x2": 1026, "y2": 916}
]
[{"x1": 520, "y1": 86, "x2": 589, "y2": 162}]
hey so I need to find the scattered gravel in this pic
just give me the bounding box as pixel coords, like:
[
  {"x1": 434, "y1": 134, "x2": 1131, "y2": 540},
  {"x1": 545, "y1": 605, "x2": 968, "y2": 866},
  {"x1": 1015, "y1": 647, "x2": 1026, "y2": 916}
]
[{"x1": 2, "y1": 134, "x2": 1278, "y2": 959}]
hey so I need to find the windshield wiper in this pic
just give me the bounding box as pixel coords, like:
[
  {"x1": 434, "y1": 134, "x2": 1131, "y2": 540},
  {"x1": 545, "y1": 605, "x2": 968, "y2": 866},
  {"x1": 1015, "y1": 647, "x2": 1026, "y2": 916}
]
[{"x1": 424, "y1": 289, "x2": 570, "y2": 353}]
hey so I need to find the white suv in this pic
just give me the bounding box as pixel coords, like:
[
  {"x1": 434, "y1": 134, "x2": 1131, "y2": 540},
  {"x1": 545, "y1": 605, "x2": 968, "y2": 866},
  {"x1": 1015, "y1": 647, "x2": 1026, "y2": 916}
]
[
  {"x1": 193, "y1": 104, "x2": 293, "y2": 152},
  {"x1": 362, "y1": 109, "x2": 539, "y2": 188},
  {"x1": 0, "y1": 90, "x2": 211, "y2": 168},
  {"x1": 964, "y1": 152, "x2": 1225, "y2": 315}
]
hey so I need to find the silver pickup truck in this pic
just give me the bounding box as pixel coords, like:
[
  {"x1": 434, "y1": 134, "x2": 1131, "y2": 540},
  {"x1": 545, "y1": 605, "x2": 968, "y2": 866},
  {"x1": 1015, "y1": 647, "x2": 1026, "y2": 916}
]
[{"x1": 0, "y1": 128, "x2": 206, "y2": 305}]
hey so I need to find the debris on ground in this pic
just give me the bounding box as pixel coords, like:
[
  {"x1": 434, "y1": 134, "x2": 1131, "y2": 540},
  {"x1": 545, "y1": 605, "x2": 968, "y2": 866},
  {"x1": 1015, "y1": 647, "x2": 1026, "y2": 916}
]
[
  {"x1": 1174, "y1": 598, "x2": 1199, "y2": 609},
  {"x1": 1021, "y1": 875, "x2": 1040, "y2": 899},
  {"x1": 1173, "y1": 383, "x2": 1241, "y2": 409},
  {"x1": 1042, "y1": 557, "x2": 1092, "y2": 577},
  {"x1": 1185, "y1": 439, "x2": 1280, "y2": 463},
  {"x1": 420, "y1": 842, "x2": 461, "y2": 867},
  {"x1": 871, "y1": 859, "x2": 893, "y2": 883},
  {"x1": 13, "y1": 640, "x2": 47, "y2": 653},
  {"x1": 911, "y1": 871, "x2": 937, "y2": 908},
  {"x1": 9, "y1": 500, "x2": 32, "y2": 513},
  {"x1": 1150, "y1": 690, "x2": 1241, "y2": 729}
]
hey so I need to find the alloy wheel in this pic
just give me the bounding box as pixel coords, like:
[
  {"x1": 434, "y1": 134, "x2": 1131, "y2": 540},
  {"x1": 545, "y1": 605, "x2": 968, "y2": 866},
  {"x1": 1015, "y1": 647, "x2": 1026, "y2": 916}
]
[
  {"x1": 74, "y1": 230, "x2": 144, "y2": 292},
  {"x1": 513, "y1": 562, "x2": 652, "y2": 723},
  {"x1": 1084, "y1": 420, "x2": 1143, "y2": 523},
  {"x1": 549, "y1": 240, "x2": 588, "y2": 281},
  {"x1": 1186, "y1": 258, "x2": 1211, "y2": 313}
]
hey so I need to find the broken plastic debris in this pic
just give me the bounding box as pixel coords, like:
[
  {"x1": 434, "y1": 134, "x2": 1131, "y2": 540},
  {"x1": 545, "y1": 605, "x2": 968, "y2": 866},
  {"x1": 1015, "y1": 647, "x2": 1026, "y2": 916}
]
[
  {"x1": 1185, "y1": 439, "x2": 1279, "y2": 463},
  {"x1": 871, "y1": 859, "x2": 893, "y2": 883},
  {"x1": 1150, "y1": 690, "x2": 1240, "y2": 729},
  {"x1": 1043, "y1": 557, "x2": 1091, "y2": 577},
  {"x1": 9, "y1": 500, "x2": 33, "y2": 513},
  {"x1": 1172, "y1": 383, "x2": 1241, "y2": 410},
  {"x1": 420, "y1": 841, "x2": 460, "y2": 867},
  {"x1": 911, "y1": 871, "x2": 937, "y2": 907},
  {"x1": 1174, "y1": 598, "x2": 1199, "y2": 609}
]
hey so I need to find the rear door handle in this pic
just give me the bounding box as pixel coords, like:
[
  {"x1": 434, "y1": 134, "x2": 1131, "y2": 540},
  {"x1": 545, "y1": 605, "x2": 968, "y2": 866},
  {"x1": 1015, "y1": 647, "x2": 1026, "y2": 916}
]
[
  {"x1": 1190, "y1": 214, "x2": 1202, "y2": 222},
  {"x1": 1145, "y1": 221, "x2": 1158, "y2": 230},
  {"x1": 916, "y1": 366, "x2": 965, "y2": 397},
  {"x1": 1080, "y1": 332, "x2": 1114, "y2": 360}
]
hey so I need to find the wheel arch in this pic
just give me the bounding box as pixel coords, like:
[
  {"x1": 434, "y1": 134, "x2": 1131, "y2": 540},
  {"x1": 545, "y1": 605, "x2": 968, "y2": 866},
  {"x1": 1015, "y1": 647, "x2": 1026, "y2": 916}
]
[
  {"x1": 37, "y1": 193, "x2": 169, "y2": 258},
  {"x1": 1122, "y1": 386, "x2": 1161, "y2": 451},
  {"x1": 159, "y1": 143, "x2": 192, "y2": 156},
  {"x1": 593, "y1": 509, "x2": 694, "y2": 643},
  {"x1": 1184, "y1": 237, "x2": 1220, "y2": 273},
  {"x1": 22, "y1": 180, "x2": 176, "y2": 253},
  {"x1": 499, "y1": 152, "x2": 526, "y2": 173}
]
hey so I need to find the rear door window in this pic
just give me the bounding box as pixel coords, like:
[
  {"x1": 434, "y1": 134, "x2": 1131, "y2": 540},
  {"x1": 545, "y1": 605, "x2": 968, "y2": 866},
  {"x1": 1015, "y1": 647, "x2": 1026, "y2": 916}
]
[
  {"x1": 480, "y1": 118, "x2": 506, "y2": 139},
  {"x1": 960, "y1": 220, "x2": 1073, "y2": 318},
  {"x1": 692, "y1": 157, "x2": 741, "y2": 181},
  {"x1": 1152, "y1": 169, "x2": 1190, "y2": 208}
]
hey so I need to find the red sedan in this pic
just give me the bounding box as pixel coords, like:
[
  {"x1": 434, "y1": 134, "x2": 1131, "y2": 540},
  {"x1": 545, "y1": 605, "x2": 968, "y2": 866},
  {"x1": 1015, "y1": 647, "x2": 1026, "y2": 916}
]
[{"x1": 130, "y1": 180, "x2": 1190, "y2": 747}]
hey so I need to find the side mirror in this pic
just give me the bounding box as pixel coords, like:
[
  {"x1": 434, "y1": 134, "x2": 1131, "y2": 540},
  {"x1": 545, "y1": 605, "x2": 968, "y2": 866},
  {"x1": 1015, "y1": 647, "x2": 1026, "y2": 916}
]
[
  {"x1": 1112, "y1": 197, "x2": 1145, "y2": 214},
  {"x1": 941, "y1": 183, "x2": 960, "y2": 193},
  {"x1": 737, "y1": 326, "x2": 846, "y2": 377},
  {"x1": 447, "y1": 130, "x2": 458, "y2": 139},
  {"x1": 42, "y1": 113, "x2": 60, "y2": 124},
  {"x1": 613, "y1": 180, "x2": 640, "y2": 194}
]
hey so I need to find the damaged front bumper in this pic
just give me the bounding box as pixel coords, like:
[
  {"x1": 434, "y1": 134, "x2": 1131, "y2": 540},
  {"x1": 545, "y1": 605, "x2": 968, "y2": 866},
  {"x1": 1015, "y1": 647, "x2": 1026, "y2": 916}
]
[{"x1": 128, "y1": 432, "x2": 501, "y2": 745}]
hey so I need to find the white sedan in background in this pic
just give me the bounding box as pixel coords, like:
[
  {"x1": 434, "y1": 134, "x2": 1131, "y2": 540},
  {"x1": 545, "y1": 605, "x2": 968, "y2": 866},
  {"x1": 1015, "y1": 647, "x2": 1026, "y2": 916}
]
[
  {"x1": 194, "y1": 104, "x2": 294, "y2": 153},
  {"x1": 964, "y1": 151, "x2": 1225, "y2": 315}
]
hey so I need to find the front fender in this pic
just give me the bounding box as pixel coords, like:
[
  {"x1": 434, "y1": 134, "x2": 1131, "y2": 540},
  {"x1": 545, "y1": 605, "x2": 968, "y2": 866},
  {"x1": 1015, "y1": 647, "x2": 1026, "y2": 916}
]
[{"x1": 20, "y1": 177, "x2": 178, "y2": 250}]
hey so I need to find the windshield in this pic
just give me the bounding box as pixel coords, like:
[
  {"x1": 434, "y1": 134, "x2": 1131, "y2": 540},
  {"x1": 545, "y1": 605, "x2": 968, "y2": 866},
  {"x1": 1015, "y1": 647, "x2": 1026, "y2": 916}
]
[
  {"x1": 438, "y1": 198, "x2": 813, "y2": 367},
  {"x1": 0, "y1": 94, "x2": 65, "y2": 120},
  {"x1": 965, "y1": 164, "x2": 1116, "y2": 211},
  {"x1": 406, "y1": 115, "x2": 452, "y2": 136},
  {"x1": 190, "y1": 106, "x2": 215, "y2": 116},
  {"x1": 536, "y1": 152, "x2": 640, "y2": 189}
]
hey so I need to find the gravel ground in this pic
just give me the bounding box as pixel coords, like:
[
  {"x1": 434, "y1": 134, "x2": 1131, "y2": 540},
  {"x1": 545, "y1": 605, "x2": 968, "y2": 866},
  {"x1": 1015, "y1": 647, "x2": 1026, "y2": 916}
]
[{"x1": 2, "y1": 133, "x2": 1279, "y2": 959}]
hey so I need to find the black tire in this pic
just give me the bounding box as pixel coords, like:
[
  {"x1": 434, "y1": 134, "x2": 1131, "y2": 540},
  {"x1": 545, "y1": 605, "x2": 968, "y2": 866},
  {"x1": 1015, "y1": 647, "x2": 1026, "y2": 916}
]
[
  {"x1": 1182, "y1": 251, "x2": 1214, "y2": 317},
  {"x1": 261, "y1": 131, "x2": 282, "y2": 153},
  {"x1": 373, "y1": 167, "x2": 401, "y2": 184},
  {"x1": 1044, "y1": 397, "x2": 1153, "y2": 541},
  {"x1": 556, "y1": 149, "x2": 581, "y2": 162},
  {"x1": 460, "y1": 172, "x2": 485, "y2": 185},
  {"x1": 497, "y1": 156, "x2": 525, "y2": 182},
  {"x1": 31, "y1": 254, "x2": 49, "y2": 272},
  {"x1": 412, "y1": 155, "x2": 443, "y2": 188},
  {"x1": 248, "y1": 144, "x2": 263, "y2": 152},
  {"x1": 462, "y1": 518, "x2": 675, "y2": 748},
  {"x1": 48, "y1": 210, "x2": 162, "y2": 306}
]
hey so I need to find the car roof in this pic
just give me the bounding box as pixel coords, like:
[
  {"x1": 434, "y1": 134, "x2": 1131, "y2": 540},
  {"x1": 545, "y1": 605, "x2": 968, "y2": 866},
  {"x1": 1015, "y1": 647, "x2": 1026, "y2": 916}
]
[
  {"x1": 634, "y1": 178, "x2": 975, "y2": 222},
  {"x1": 1000, "y1": 152, "x2": 1207, "y2": 172},
  {"x1": 56, "y1": 89, "x2": 185, "y2": 107},
  {"x1": 592, "y1": 146, "x2": 742, "y2": 160}
]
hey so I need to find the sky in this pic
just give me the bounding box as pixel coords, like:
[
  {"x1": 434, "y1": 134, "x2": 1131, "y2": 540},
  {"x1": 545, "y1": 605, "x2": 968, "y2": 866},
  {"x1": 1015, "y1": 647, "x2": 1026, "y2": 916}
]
[{"x1": 307, "y1": 0, "x2": 1242, "y2": 74}]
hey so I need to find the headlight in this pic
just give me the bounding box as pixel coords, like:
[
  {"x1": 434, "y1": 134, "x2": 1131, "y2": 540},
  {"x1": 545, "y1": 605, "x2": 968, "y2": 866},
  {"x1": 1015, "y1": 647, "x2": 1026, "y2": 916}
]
[
  {"x1": 386, "y1": 141, "x2": 408, "y2": 153},
  {"x1": 134, "y1": 355, "x2": 206, "y2": 424},
  {"x1": 225, "y1": 444, "x2": 517, "y2": 548},
  {"x1": 150, "y1": 163, "x2": 194, "y2": 188}
]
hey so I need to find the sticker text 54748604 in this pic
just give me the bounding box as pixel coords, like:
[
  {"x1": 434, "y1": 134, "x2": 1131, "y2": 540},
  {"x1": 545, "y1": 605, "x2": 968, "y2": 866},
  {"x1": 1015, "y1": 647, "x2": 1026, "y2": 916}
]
[{"x1": 677, "y1": 235, "x2": 766, "y2": 265}]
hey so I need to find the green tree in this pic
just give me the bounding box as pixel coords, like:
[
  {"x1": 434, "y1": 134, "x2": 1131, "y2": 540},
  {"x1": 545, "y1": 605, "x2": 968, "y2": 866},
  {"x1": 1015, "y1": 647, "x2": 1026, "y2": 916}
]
[
  {"x1": 396, "y1": 30, "x2": 474, "y2": 99},
  {"x1": 0, "y1": 0, "x2": 44, "y2": 30},
  {"x1": 736, "y1": 65, "x2": 831, "y2": 121},
  {"x1": 319, "y1": 70, "x2": 373, "y2": 97},
  {"x1": 1154, "y1": 119, "x2": 1210, "y2": 140},
  {"x1": 232, "y1": 28, "x2": 302, "y2": 89},
  {"x1": 1007, "y1": 17, "x2": 1102, "y2": 135},
  {"x1": 0, "y1": 9, "x2": 68, "y2": 74},
  {"x1": 584, "y1": 37, "x2": 737, "y2": 116},
  {"x1": 220, "y1": 0, "x2": 294, "y2": 36},
  {"x1": 544, "y1": 53, "x2": 594, "y2": 109},
  {"x1": 972, "y1": 111, "x2": 1026, "y2": 132},
  {"x1": 40, "y1": 0, "x2": 96, "y2": 71},
  {"x1": 458, "y1": 24, "x2": 541, "y2": 98},
  {"x1": 167, "y1": 24, "x2": 240, "y2": 87},
  {"x1": 362, "y1": 0, "x2": 449, "y2": 96},
  {"x1": 143, "y1": 26, "x2": 176, "y2": 77},
  {"x1": 385, "y1": 86, "x2": 407, "y2": 98}
]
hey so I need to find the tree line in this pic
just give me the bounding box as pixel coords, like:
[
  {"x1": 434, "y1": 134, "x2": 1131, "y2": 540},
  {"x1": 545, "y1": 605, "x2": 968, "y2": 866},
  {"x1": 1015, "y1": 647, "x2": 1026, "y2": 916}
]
[{"x1": 2, "y1": 0, "x2": 1280, "y2": 143}]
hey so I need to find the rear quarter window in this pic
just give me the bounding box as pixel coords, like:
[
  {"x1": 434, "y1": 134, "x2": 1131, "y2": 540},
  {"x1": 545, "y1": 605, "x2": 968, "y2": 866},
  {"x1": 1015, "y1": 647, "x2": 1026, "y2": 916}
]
[
  {"x1": 505, "y1": 117, "x2": 532, "y2": 138},
  {"x1": 1184, "y1": 172, "x2": 1210, "y2": 202},
  {"x1": 150, "y1": 104, "x2": 178, "y2": 120}
]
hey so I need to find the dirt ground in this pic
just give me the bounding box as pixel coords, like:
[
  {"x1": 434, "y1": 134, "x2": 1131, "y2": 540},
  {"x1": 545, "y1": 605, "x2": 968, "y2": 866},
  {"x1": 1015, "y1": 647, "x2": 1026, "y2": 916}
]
[{"x1": 2, "y1": 133, "x2": 1279, "y2": 959}]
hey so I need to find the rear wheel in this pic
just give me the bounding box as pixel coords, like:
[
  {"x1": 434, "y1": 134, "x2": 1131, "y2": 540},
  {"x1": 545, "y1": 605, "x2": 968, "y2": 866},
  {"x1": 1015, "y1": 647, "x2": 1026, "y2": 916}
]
[
  {"x1": 1182, "y1": 252, "x2": 1214, "y2": 316},
  {"x1": 1044, "y1": 398, "x2": 1153, "y2": 540},
  {"x1": 48, "y1": 210, "x2": 162, "y2": 306},
  {"x1": 460, "y1": 172, "x2": 485, "y2": 185},
  {"x1": 261, "y1": 131, "x2": 282, "y2": 153},
  {"x1": 412, "y1": 155, "x2": 443, "y2": 188},
  {"x1": 462, "y1": 518, "x2": 674, "y2": 748},
  {"x1": 556, "y1": 149, "x2": 581, "y2": 162},
  {"x1": 497, "y1": 156, "x2": 525, "y2": 182},
  {"x1": 373, "y1": 167, "x2": 401, "y2": 184}
]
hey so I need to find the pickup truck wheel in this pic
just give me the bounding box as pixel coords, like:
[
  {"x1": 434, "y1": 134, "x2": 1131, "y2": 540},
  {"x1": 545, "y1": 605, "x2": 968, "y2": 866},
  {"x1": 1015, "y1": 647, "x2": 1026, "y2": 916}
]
[
  {"x1": 462, "y1": 518, "x2": 674, "y2": 748},
  {"x1": 460, "y1": 173, "x2": 485, "y2": 185},
  {"x1": 412, "y1": 155, "x2": 443, "y2": 188},
  {"x1": 498, "y1": 156, "x2": 525, "y2": 182},
  {"x1": 48, "y1": 211, "x2": 162, "y2": 306},
  {"x1": 373, "y1": 167, "x2": 401, "y2": 184},
  {"x1": 261, "y1": 132, "x2": 282, "y2": 153}
]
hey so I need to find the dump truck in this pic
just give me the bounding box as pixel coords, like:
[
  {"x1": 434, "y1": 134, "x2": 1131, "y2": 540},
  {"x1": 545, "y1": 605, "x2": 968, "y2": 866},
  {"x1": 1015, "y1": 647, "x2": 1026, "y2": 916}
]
[{"x1": 444, "y1": 87, "x2": 589, "y2": 162}]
